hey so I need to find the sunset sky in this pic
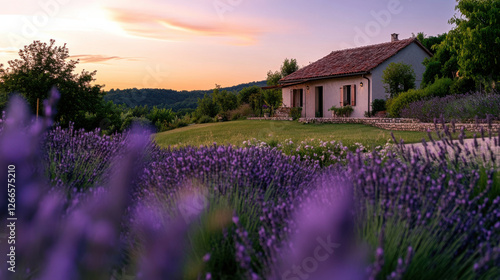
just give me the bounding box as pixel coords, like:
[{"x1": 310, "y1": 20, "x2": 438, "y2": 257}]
[{"x1": 1, "y1": 0, "x2": 457, "y2": 91}]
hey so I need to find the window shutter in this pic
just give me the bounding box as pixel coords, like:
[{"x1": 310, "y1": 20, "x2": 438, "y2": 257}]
[
  {"x1": 351, "y1": 84, "x2": 356, "y2": 106},
  {"x1": 340, "y1": 87, "x2": 344, "y2": 106}
]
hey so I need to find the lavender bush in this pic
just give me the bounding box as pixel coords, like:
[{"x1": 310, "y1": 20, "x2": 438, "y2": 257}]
[
  {"x1": 0, "y1": 92, "x2": 499, "y2": 279},
  {"x1": 43, "y1": 124, "x2": 129, "y2": 193},
  {"x1": 401, "y1": 92, "x2": 500, "y2": 122}
]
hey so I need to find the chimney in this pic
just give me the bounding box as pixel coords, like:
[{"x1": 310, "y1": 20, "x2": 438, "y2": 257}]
[{"x1": 391, "y1": 33, "x2": 399, "y2": 42}]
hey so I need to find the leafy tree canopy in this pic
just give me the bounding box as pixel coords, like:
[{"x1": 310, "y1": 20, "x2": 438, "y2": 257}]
[
  {"x1": 416, "y1": 32, "x2": 447, "y2": 54},
  {"x1": 280, "y1": 58, "x2": 299, "y2": 77},
  {"x1": 382, "y1": 62, "x2": 416, "y2": 98},
  {"x1": 447, "y1": 0, "x2": 500, "y2": 90},
  {"x1": 266, "y1": 58, "x2": 299, "y2": 86},
  {"x1": 0, "y1": 40, "x2": 104, "y2": 126}
]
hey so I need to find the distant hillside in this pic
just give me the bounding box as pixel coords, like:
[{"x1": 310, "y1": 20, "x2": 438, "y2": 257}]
[{"x1": 104, "y1": 80, "x2": 267, "y2": 111}]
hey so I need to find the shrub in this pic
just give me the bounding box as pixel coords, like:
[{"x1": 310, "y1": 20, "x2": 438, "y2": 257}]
[
  {"x1": 425, "y1": 77, "x2": 453, "y2": 97},
  {"x1": 290, "y1": 107, "x2": 302, "y2": 120},
  {"x1": 228, "y1": 104, "x2": 253, "y2": 120},
  {"x1": 450, "y1": 77, "x2": 476, "y2": 94},
  {"x1": 372, "y1": 99, "x2": 386, "y2": 114},
  {"x1": 197, "y1": 115, "x2": 214, "y2": 124},
  {"x1": 168, "y1": 116, "x2": 190, "y2": 129},
  {"x1": 387, "y1": 78, "x2": 453, "y2": 117},
  {"x1": 328, "y1": 105, "x2": 354, "y2": 117}
]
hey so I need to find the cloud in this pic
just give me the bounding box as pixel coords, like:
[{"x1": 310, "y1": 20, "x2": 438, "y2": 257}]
[
  {"x1": 0, "y1": 48, "x2": 19, "y2": 56},
  {"x1": 70, "y1": 54, "x2": 138, "y2": 64},
  {"x1": 107, "y1": 8, "x2": 262, "y2": 45}
]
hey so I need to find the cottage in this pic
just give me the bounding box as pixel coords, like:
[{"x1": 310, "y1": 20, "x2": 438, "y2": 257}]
[{"x1": 279, "y1": 34, "x2": 432, "y2": 118}]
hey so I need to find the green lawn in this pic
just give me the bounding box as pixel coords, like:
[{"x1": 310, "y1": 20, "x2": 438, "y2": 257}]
[{"x1": 154, "y1": 120, "x2": 432, "y2": 148}]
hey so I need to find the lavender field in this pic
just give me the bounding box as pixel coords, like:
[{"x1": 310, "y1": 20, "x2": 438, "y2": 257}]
[{"x1": 1, "y1": 92, "x2": 499, "y2": 280}]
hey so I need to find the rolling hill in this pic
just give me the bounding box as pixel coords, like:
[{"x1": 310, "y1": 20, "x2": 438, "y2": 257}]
[{"x1": 104, "y1": 80, "x2": 267, "y2": 111}]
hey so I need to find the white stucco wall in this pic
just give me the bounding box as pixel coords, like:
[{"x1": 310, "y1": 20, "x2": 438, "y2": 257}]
[
  {"x1": 282, "y1": 75, "x2": 372, "y2": 118},
  {"x1": 371, "y1": 42, "x2": 430, "y2": 100}
]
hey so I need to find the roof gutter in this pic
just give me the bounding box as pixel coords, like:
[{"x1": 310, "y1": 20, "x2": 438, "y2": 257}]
[
  {"x1": 280, "y1": 71, "x2": 370, "y2": 86},
  {"x1": 362, "y1": 74, "x2": 371, "y2": 116}
]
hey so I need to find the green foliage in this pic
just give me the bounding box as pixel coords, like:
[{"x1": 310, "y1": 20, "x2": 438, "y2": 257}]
[
  {"x1": 280, "y1": 58, "x2": 299, "y2": 77},
  {"x1": 381, "y1": 62, "x2": 416, "y2": 98},
  {"x1": 148, "y1": 107, "x2": 175, "y2": 131},
  {"x1": 196, "y1": 94, "x2": 220, "y2": 118},
  {"x1": 421, "y1": 60, "x2": 443, "y2": 88},
  {"x1": 448, "y1": 0, "x2": 500, "y2": 90},
  {"x1": 425, "y1": 77, "x2": 454, "y2": 97},
  {"x1": 420, "y1": 37, "x2": 459, "y2": 88},
  {"x1": 372, "y1": 99, "x2": 386, "y2": 114},
  {"x1": 262, "y1": 89, "x2": 282, "y2": 113},
  {"x1": 289, "y1": 107, "x2": 302, "y2": 120},
  {"x1": 238, "y1": 85, "x2": 260, "y2": 106},
  {"x1": 266, "y1": 71, "x2": 281, "y2": 86},
  {"x1": 387, "y1": 89, "x2": 427, "y2": 118},
  {"x1": 80, "y1": 100, "x2": 123, "y2": 134},
  {"x1": 266, "y1": 58, "x2": 300, "y2": 86},
  {"x1": 228, "y1": 104, "x2": 253, "y2": 120},
  {"x1": 328, "y1": 105, "x2": 354, "y2": 117},
  {"x1": 212, "y1": 85, "x2": 237, "y2": 113},
  {"x1": 131, "y1": 105, "x2": 150, "y2": 117},
  {"x1": 387, "y1": 78, "x2": 453, "y2": 117},
  {"x1": 0, "y1": 39, "x2": 103, "y2": 128},
  {"x1": 103, "y1": 81, "x2": 267, "y2": 111},
  {"x1": 238, "y1": 86, "x2": 264, "y2": 116},
  {"x1": 450, "y1": 77, "x2": 476, "y2": 94},
  {"x1": 198, "y1": 115, "x2": 214, "y2": 124},
  {"x1": 416, "y1": 32, "x2": 447, "y2": 54}
]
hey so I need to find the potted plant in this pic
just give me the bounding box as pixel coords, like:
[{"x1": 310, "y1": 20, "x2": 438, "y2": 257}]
[{"x1": 328, "y1": 105, "x2": 354, "y2": 117}]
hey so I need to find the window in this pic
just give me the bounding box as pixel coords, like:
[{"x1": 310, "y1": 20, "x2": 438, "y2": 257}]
[
  {"x1": 343, "y1": 85, "x2": 351, "y2": 106},
  {"x1": 341, "y1": 85, "x2": 356, "y2": 106}
]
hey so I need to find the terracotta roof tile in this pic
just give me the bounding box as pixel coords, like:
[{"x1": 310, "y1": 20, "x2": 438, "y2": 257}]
[{"x1": 280, "y1": 38, "x2": 429, "y2": 83}]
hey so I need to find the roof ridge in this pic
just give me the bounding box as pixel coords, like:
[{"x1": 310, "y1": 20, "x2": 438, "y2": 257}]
[{"x1": 328, "y1": 37, "x2": 415, "y2": 55}]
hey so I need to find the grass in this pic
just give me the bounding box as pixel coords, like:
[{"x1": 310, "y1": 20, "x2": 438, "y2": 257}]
[{"x1": 154, "y1": 120, "x2": 432, "y2": 148}]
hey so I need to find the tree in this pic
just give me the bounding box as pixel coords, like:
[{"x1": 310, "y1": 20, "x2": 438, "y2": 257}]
[
  {"x1": 420, "y1": 38, "x2": 459, "y2": 87},
  {"x1": 447, "y1": 0, "x2": 500, "y2": 91},
  {"x1": 261, "y1": 58, "x2": 298, "y2": 115},
  {"x1": 196, "y1": 94, "x2": 219, "y2": 118},
  {"x1": 266, "y1": 58, "x2": 300, "y2": 86},
  {"x1": 281, "y1": 58, "x2": 299, "y2": 77},
  {"x1": 266, "y1": 71, "x2": 281, "y2": 86},
  {"x1": 382, "y1": 62, "x2": 416, "y2": 98},
  {"x1": 262, "y1": 89, "x2": 282, "y2": 113},
  {"x1": 0, "y1": 40, "x2": 104, "y2": 127},
  {"x1": 212, "y1": 85, "x2": 237, "y2": 113},
  {"x1": 416, "y1": 32, "x2": 447, "y2": 55},
  {"x1": 238, "y1": 85, "x2": 260, "y2": 105}
]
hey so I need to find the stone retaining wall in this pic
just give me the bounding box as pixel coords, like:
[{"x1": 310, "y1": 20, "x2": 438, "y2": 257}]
[
  {"x1": 247, "y1": 117, "x2": 293, "y2": 121},
  {"x1": 372, "y1": 122, "x2": 500, "y2": 133},
  {"x1": 247, "y1": 117, "x2": 500, "y2": 133},
  {"x1": 299, "y1": 117, "x2": 419, "y2": 124}
]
